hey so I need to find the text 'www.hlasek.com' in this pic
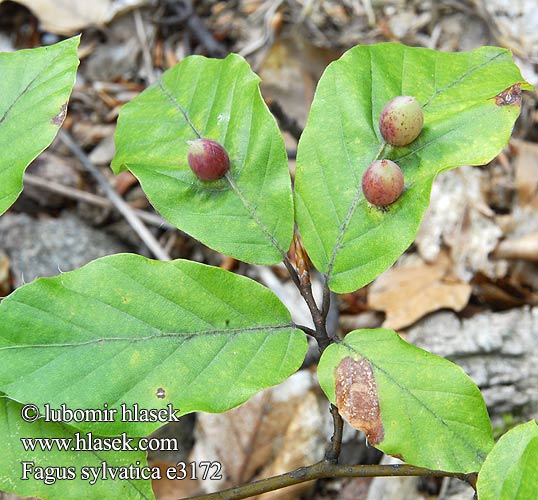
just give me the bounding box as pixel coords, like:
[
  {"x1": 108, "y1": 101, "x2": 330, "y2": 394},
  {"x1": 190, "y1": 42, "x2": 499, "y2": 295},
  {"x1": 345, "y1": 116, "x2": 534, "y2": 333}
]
[{"x1": 18, "y1": 403, "x2": 223, "y2": 485}]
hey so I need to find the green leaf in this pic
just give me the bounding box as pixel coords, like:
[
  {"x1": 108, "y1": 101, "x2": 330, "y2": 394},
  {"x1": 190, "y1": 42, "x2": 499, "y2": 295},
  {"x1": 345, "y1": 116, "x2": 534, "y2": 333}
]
[
  {"x1": 111, "y1": 54, "x2": 294, "y2": 265},
  {"x1": 0, "y1": 396, "x2": 154, "y2": 500},
  {"x1": 477, "y1": 420, "x2": 538, "y2": 499},
  {"x1": 295, "y1": 43, "x2": 533, "y2": 293},
  {"x1": 0, "y1": 254, "x2": 306, "y2": 436},
  {"x1": 317, "y1": 329, "x2": 493, "y2": 472},
  {"x1": 0, "y1": 36, "x2": 80, "y2": 216}
]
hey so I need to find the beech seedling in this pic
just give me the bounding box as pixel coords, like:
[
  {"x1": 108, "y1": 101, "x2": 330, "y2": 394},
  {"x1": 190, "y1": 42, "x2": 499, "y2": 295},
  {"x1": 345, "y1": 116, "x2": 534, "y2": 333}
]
[
  {"x1": 1, "y1": 40, "x2": 530, "y2": 500},
  {"x1": 379, "y1": 96, "x2": 424, "y2": 146},
  {"x1": 361, "y1": 159, "x2": 404, "y2": 207},
  {"x1": 187, "y1": 138, "x2": 230, "y2": 181}
]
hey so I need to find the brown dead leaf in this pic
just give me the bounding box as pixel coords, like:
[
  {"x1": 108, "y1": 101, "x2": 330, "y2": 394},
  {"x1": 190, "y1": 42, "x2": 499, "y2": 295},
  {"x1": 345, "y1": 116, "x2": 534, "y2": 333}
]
[
  {"x1": 510, "y1": 261, "x2": 538, "y2": 294},
  {"x1": 0, "y1": 250, "x2": 11, "y2": 297},
  {"x1": 113, "y1": 171, "x2": 138, "y2": 196},
  {"x1": 88, "y1": 135, "x2": 116, "y2": 166},
  {"x1": 513, "y1": 139, "x2": 538, "y2": 208},
  {"x1": 337, "y1": 477, "x2": 372, "y2": 500},
  {"x1": 258, "y1": 39, "x2": 314, "y2": 130},
  {"x1": 493, "y1": 232, "x2": 538, "y2": 261},
  {"x1": 369, "y1": 252, "x2": 471, "y2": 330},
  {"x1": 259, "y1": 37, "x2": 341, "y2": 130},
  {"x1": 150, "y1": 461, "x2": 201, "y2": 500},
  {"x1": 471, "y1": 272, "x2": 538, "y2": 310},
  {"x1": 189, "y1": 370, "x2": 329, "y2": 497},
  {"x1": 1, "y1": 0, "x2": 148, "y2": 35},
  {"x1": 255, "y1": 389, "x2": 326, "y2": 500},
  {"x1": 220, "y1": 255, "x2": 238, "y2": 271},
  {"x1": 71, "y1": 123, "x2": 116, "y2": 149},
  {"x1": 338, "y1": 288, "x2": 369, "y2": 315}
]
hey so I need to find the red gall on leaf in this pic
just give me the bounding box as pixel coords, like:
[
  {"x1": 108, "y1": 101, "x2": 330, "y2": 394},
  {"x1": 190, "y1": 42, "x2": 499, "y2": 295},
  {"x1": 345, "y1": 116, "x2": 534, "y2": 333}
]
[
  {"x1": 379, "y1": 96, "x2": 424, "y2": 146},
  {"x1": 187, "y1": 138, "x2": 230, "y2": 181},
  {"x1": 361, "y1": 159, "x2": 404, "y2": 207}
]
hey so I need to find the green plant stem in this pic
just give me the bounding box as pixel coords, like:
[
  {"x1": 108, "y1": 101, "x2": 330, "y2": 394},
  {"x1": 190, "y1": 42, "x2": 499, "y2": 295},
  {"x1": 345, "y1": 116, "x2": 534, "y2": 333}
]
[
  {"x1": 281, "y1": 255, "x2": 330, "y2": 350},
  {"x1": 295, "y1": 324, "x2": 317, "y2": 337},
  {"x1": 223, "y1": 174, "x2": 326, "y2": 347},
  {"x1": 183, "y1": 462, "x2": 477, "y2": 500},
  {"x1": 321, "y1": 275, "x2": 331, "y2": 318}
]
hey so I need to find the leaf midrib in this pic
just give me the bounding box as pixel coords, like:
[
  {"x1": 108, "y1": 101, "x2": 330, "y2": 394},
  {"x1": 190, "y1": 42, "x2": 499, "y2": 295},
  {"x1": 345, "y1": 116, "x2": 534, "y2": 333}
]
[
  {"x1": 0, "y1": 45, "x2": 68, "y2": 128},
  {"x1": 0, "y1": 323, "x2": 296, "y2": 352}
]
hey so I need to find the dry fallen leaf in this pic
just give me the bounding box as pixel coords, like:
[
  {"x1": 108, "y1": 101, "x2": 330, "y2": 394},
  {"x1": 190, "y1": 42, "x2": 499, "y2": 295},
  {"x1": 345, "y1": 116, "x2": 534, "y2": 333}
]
[
  {"x1": 189, "y1": 370, "x2": 330, "y2": 498},
  {"x1": 513, "y1": 140, "x2": 538, "y2": 208},
  {"x1": 150, "y1": 461, "x2": 201, "y2": 500},
  {"x1": 1, "y1": 0, "x2": 148, "y2": 35},
  {"x1": 88, "y1": 135, "x2": 116, "y2": 166},
  {"x1": 471, "y1": 272, "x2": 538, "y2": 309},
  {"x1": 493, "y1": 232, "x2": 538, "y2": 261},
  {"x1": 259, "y1": 36, "x2": 341, "y2": 129},
  {"x1": 112, "y1": 171, "x2": 139, "y2": 196},
  {"x1": 255, "y1": 389, "x2": 327, "y2": 500},
  {"x1": 369, "y1": 252, "x2": 471, "y2": 330},
  {"x1": 0, "y1": 250, "x2": 11, "y2": 297}
]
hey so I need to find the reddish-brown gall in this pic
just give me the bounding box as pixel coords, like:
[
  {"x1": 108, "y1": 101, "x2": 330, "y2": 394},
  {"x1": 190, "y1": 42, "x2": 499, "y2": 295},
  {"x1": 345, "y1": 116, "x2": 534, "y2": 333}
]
[
  {"x1": 361, "y1": 159, "x2": 404, "y2": 207},
  {"x1": 379, "y1": 96, "x2": 424, "y2": 146},
  {"x1": 187, "y1": 138, "x2": 230, "y2": 181}
]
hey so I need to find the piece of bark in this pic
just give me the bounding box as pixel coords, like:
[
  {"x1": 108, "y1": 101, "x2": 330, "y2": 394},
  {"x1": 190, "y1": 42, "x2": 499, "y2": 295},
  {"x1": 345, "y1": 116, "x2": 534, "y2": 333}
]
[{"x1": 407, "y1": 307, "x2": 538, "y2": 419}]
